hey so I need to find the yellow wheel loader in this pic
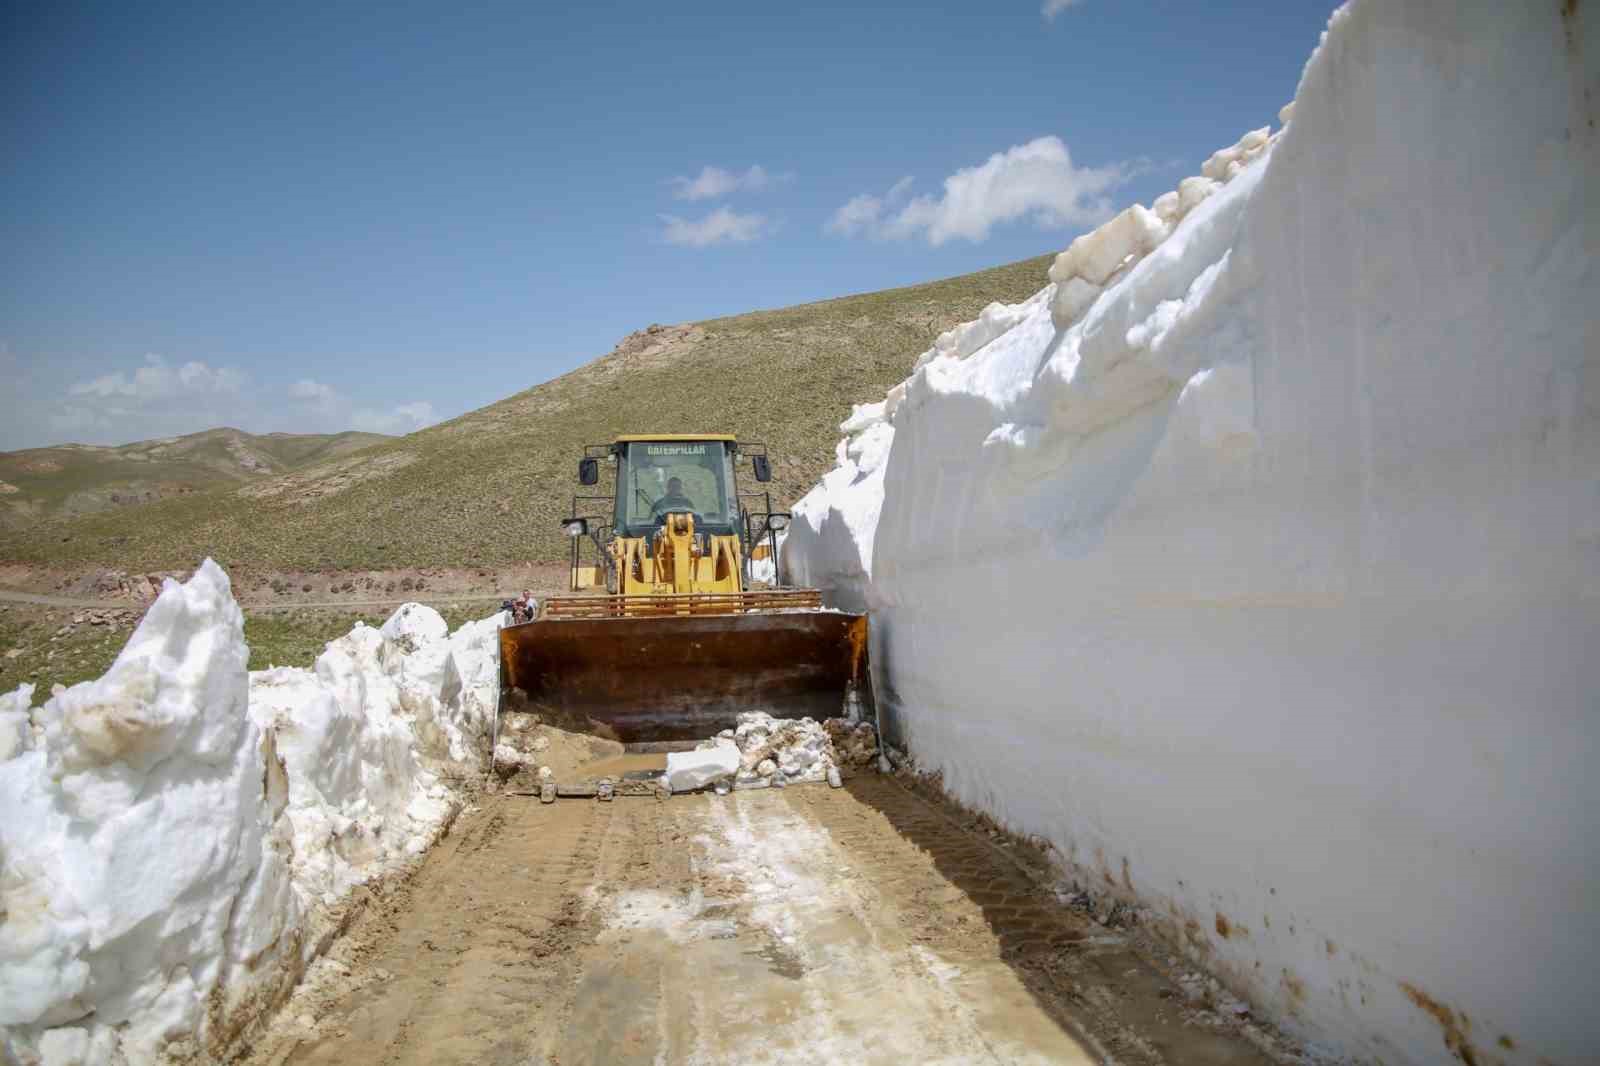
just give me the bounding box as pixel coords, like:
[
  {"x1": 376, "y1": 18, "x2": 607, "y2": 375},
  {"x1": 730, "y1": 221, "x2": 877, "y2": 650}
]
[{"x1": 497, "y1": 435, "x2": 872, "y2": 743}]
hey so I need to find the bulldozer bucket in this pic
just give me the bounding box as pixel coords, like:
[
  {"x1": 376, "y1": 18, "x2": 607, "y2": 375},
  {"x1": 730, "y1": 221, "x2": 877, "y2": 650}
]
[{"x1": 498, "y1": 610, "x2": 871, "y2": 743}]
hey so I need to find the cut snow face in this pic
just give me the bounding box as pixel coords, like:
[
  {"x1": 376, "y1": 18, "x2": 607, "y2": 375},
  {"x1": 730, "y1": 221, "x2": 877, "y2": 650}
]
[
  {"x1": 783, "y1": 1, "x2": 1598, "y2": 1063},
  {"x1": 0, "y1": 562, "x2": 504, "y2": 1066}
]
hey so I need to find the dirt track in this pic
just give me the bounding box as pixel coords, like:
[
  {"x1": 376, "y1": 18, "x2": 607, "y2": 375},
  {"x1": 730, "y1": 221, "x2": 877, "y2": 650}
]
[
  {"x1": 0, "y1": 560, "x2": 572, "y2": 613},
  {"x1": 0, "y1": 587, "x2": 506, "y2": 611},
  {"x1": 235, "y1": 775, "x2": 1287, "y2": 1065}
]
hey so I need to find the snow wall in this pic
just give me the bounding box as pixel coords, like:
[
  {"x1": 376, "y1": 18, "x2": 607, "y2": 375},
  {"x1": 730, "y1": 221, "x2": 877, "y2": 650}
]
[
  {"x1": 0, "y1": 562, "x2": 504, "y2": 1065},
  {"x1": 784, "y1": 2, "x2": 1598, "y2": 1062}
]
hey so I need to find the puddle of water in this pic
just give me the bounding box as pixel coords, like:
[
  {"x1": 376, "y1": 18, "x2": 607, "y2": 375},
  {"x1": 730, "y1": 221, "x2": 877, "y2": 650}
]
[{"x1": 576, "y1": 752, "x2": 666, "y2": 781}]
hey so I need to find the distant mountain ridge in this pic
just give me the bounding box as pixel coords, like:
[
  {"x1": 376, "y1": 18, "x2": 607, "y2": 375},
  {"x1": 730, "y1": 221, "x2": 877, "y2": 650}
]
[
  {"x1": 0, "y1": 428, "x2": 391, "y2": 528},
  {"x1": 0, "y1": 252, "x2": 1053, "y2": 570}
]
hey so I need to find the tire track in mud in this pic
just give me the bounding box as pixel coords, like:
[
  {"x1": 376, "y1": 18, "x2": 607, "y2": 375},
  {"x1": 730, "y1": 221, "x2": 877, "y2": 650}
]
[
  {"x1": 550, "y1": 796, "x2": 700, "y2": 1066},
  {"x1": 797, "y1": 775, "x2": 1281, "y2": 1066},
  {"x1": 240, "y1": 794, "x2": 622, "y2": 1066},
  {"x1": 243, "y1": 779, "x2": 1289, "y2": 1066},
  {"x1": 558, "y1": 787, "x2": 1105, "y2": 1064},
  {"x1": 0, "y1": 588, "x2": 505, "y2": 611}
]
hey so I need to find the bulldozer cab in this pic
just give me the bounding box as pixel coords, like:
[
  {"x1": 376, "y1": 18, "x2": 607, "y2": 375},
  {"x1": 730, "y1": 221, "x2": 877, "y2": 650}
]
[
  {"x1": 563, "y1": 435, "x2": 784, "y2": 595},
  {"x1": 614, "y1": 438, "x2": 738, "y2": 536},
  {"x1": 495, "y1": 433, "x2": 873, "y2": 748}
]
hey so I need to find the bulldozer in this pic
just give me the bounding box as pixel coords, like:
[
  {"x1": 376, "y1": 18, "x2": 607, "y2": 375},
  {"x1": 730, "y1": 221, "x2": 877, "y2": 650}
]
[{"x1": 497, "y1": 435, "x2": 872, "y2": 744}]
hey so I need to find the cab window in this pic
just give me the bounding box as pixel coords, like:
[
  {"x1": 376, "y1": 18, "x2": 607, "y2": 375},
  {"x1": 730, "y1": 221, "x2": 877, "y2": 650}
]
[{"x1": 616, "y1": 442, "x2": 735, "y2": 533}]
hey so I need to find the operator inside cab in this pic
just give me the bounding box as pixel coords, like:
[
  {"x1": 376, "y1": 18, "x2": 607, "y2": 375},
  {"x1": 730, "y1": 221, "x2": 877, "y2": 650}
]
[{"x1": 652, "y1": 476, "x2": 696, "y2": 517}]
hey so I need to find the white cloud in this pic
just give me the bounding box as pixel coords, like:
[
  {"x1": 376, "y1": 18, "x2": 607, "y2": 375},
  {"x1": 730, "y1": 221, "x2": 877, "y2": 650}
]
[
  {"x1": 288, "y1": 378, "x2": 339, "y2": 413},
  {"x1": 1041, "y1": 0, "x2": 1084, "y2": 20},
  {"x1": 295, "y1": 379, "x2": 437, "y2": 435},
  {"x1": 669, "y1": 164, "x2": 785, "y2": 201},
  {"x1": 287, "y1": 379, "x2": 332, "y2": 400},
  {"x1": 351, "y1": 401, "x2": 438, "y2": 435},
  {"x1": 33, "y1": 354, "x2": 254, "y2": 442},
  {"x1": 828, "y1": 136, "x2": 1127, "y2": 245},
  {"x1": 660, "y1": 207, "x2": 771, "y2": 247},
  {"x1": 824, "y1": 176, "x2": 915, "y2": 236},
  {"x1": 68, "y1": 354, "x2": 243, "y2": 400},
  {"x1": 0, "y1": 351, "x2": 447, "y2": 450}
]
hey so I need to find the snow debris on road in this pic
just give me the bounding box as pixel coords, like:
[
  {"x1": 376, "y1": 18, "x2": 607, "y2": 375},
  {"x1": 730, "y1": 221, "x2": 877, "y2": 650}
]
[
  {"x1": 824, "y1": 718, "x2": 879, "y2": 770},
  {"x1": 491, "y1": 740, "x2": 541, "y2": 779},
  {"x1": 0, "y1": 561, "x2": 504, "y2": 1066},
  {"x1": 783, "y1": 1, "x2": 1597, "y2": 1062},
  {"x1": 721, "y1": 712, "x2": 845, "y2": 788},
  {"x1": 664, "y1": 713, "x2": 870, "y2": 793},
  {"x1": 665, "y1": 738, "x2": 740, "y2": 792}
]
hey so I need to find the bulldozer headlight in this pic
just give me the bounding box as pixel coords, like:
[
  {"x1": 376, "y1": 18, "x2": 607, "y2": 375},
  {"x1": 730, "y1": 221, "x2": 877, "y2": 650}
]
[{"x1": 562, "y1": 518, "x2": 588, "y2": 538}]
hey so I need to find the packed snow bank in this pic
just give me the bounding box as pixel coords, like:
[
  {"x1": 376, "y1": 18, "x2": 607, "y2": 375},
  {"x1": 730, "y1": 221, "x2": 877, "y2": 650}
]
[
  {"x1": 0, "y1": 563, "x2": 503, "y2": 1065},
  {"x1": 785, "y1": 2, "x2": 1597, "y2": 1063}
]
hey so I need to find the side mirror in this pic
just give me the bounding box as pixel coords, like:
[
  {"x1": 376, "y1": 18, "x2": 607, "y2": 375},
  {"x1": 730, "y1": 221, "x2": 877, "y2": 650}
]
[
  {"x1": 561, "y1": 517, "x2": 588, "y2": 538},
  {"x1": 765, "y1": 513, "x2": 790, "y2": 533},
  {"x1": 578, "y1": 458, "x2": 599, "y2": 485},
  {"x1": 752, "y1": 455, "x2": 772, "y2": 482}
]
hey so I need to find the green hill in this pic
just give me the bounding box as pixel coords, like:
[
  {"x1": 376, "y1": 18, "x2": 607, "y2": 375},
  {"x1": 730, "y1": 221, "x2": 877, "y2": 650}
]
[
  {"x1": 0, "y1": 253, "x2": 1052, "y2": 572},
  {"x1": 0, "y1": 429, "x2": 390, "y2": 528}
]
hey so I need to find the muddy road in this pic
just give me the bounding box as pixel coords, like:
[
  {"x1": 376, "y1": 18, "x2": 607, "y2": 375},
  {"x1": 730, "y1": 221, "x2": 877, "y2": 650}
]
[{"x1": 238, "y1": 777, "x2": 1285, "y2": 1065}]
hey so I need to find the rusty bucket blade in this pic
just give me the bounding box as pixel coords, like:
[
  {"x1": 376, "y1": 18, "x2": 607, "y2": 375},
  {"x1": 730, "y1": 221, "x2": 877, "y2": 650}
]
[{"x1": 498, "y1": 610, "x2": 870, "y2": 743}]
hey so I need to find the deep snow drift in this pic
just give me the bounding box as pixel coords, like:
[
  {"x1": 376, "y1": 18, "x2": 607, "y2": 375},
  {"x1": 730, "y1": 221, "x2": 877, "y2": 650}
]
[
  {"x1": 0, "y1": 563, "x2": 502, "y2": 1065},
  {"x1": 785, "y1": 1, "x2": 1597, "y2": 1062}
]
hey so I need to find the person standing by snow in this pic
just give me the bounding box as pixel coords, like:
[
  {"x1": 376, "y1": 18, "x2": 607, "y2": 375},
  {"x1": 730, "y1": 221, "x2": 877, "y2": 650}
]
[{"x1": 506, "y1": 589, "x2": 537, "y2": 623}]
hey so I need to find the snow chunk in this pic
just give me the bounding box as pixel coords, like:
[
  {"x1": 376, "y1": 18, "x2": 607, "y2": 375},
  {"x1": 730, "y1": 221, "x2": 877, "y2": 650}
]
[
  {"x1": 444, "y1": 611, "x2": 507, "y2": 765},
  {"x1": 728, "y1": 712, "x2": 839, "y2": 786},
  {"x1": 1201, "y1": 126, "x2": 1271, "y2": 181},
  {"x1": 883, "y1": 380, "x2": 909, "y2": 420},
  {"x1": 0, "y1": 684, "x2": 33, "y2": 761},
  {"x1": 1050, "y1": 276, "x2": 1101, "y2": 330},
  {"x1": 379, "y1": 601, "x2": 448, "y2": 651},
  {"x1": 1177, "y1": 175, "x2": 1220, "y2": 214},
  {"x1": 1049, "y1": 204, "x2": 1168, "y2": 287},
  {"x1": 840, "y1": 400, "x2": 887, "y2": 434},
  {"x1": 665, "y1": 739, "x2": 740, "y2": 792},
  {"x1": 1046, "y1": 205, "x2": 1171, "y2": 330},
  {"x1": 912, "y1": 291, "x2": 1045, "y2": 371},
  {"x1": 367, "y1": 601, "x2": 500, "y2": 767},
  {"x1": 492, "y1": 741, "x2": 540, "y2": 779}
]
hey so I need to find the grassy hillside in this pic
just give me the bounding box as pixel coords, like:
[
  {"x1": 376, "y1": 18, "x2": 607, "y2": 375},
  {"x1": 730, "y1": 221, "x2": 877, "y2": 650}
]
[
  {"x1": 0, "y1": 429, "x2": 389, "y2": 527},
  {"x1": 0, "y1": 254, "x2": 1052, "y2": 571}
]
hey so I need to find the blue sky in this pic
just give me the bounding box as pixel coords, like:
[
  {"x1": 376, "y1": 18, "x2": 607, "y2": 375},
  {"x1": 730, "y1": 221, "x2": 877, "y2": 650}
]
[{"x1": 1, "y1": 0, "x2": 1340, "y2": 450}]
